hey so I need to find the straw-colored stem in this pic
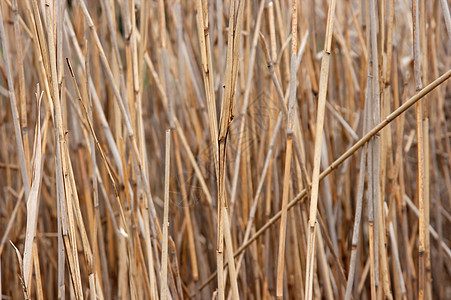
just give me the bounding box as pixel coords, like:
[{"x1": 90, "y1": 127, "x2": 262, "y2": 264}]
[
  {"x1": 305, "y1": 1, "x2": 337, "y2": 299},
  {"x1": 161, "y1": 130, "x2": 171, "y2": 300},
  {"x1": 276, "y1": 136, "x2": 292, "y2": 299}
]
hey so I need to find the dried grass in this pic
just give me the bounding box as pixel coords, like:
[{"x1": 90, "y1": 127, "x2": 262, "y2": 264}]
[{"x1": 0, "y1": 0, "x2": 450, "y2": 299}]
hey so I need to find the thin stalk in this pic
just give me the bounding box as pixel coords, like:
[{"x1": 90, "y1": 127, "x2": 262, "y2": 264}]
[
  {"x1": 305, "y1": 1, "x2": 337, "y2": 299},
  {"x1": 161, "y1": 130, "x2": 171, "y2": 300},
  {"x1": 345, "y1": 131, "x2": 368, "y2": 299},
  {"x1": 276, "y1": 1, "x2": 297, "y2": 298},
  {"x1": 216, "y1": 0, "x2": 245, "y2": 298},
  {"x1": 412, "y1": 0, "x2": 426, "y2": 298}
]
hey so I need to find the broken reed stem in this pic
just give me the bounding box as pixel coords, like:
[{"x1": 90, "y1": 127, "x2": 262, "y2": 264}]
[{"x1": 305, "y1": 1, "x2": 336, "y2": 299}]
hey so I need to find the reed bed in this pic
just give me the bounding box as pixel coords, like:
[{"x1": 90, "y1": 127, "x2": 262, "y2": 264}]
[{"x1": 0, "y1": 0, "x2": 450, "y2": 299}]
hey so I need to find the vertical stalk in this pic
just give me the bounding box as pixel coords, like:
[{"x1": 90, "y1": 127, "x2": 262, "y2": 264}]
[
  {"x1": 412, "y1": 0, "x2": 425, "y2": 298},
  {"x1": 276, "y1": 1, "x2": 297, "y2": 298},
  {"x1": 161, "y1": 130, "x2": 171, "y2": 300},
  {"x1": 304, "y1": 1, "x2": 337, "y2": 299}
]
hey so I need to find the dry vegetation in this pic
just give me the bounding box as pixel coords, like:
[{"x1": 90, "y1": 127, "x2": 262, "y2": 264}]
[{"x1": 0, "y1": 0, "x2": 450, "y2": 299}]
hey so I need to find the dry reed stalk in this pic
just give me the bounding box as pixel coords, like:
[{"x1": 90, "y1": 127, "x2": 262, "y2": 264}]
[
  {"x1": 367, "y1": 1, "x2": 380, "y2": 298},
  {"x1": 101, "y1": 0, "x2": 128, "y2": 130},
  {"x1": 273, "y1": 0, "x2": 290, "y2": 89},
  {"x1": 379, "y1": 1, "x2": 396, "y2": 297},
  {"x1": 32, "y1": 240, "x2": 43, "y2": 300},
  {"x1": 304, "y1": 0, "x2": 336, "y2": 299},
  {"x1": 412, "y1": 0, "x2": 426, "y2": 299},
  {"x1": 172, "y1": 132, "x2": 199, "y2": 281},
  {"x1": 136, "y1": 0, "x2": 150, "y2": 200},
  {"x1": 384, "y1": 202, "x2": 407, "y2": 297},
  {"x1": 161, "y1": 129, "x2": 171, "y2": 300},
  {"x1": 264, "y1": 4, "x2": 278, "y2": 295},
  {"x1": 316, "y1": 227, "x2": 333, "y2": 299},
  {"x1": 276, "y1": 1, "x2": 297, "y2": 298},
  {"x1": 22, "y1": 90, "x2": 43, "y2": 294},
  {"x1": 195, "y1": 0, "x2": 219, "y2": 174},
  {"x1": 84, "y1": 42, "x2": 104, "y2": 300},
  {"x1": 41, "y1": 2, "x2": 84, "y2": 298},
  {"x1": 276, "y1": 135, "x2": 292, "y2": 298},
  {"x1": 344, "y1": 118, "x2": 368, "y2": 300},
  {"x1": 215, "y1": 0, "x2": 246, "y2": 298},
  {"x1": 419, "y1": 2, "x2": 432, "y2": 298},
  {"x1": 228, "y1": 0, "x2": 265, "y2": 222}
]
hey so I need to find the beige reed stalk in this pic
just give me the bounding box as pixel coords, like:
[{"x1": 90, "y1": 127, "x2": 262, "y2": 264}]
[
  {"x1": 161, "y1": 130, "x2": 171, "y2": 300},
  {"x1": 305, "y1": 1, "x2": 337, "y2": 299},
  {"x1": 276, "y1": 1, "x2": 297, "y2": 298},
  {"x1": 195, "y1": 0, "x2": 219, "y2": 175},
  {"x1": 412, "y1": 0, "x2": 426, "y2": 298},
  {"x1": 215, "y1": 0, "x2": 246, "y2": 299}
]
